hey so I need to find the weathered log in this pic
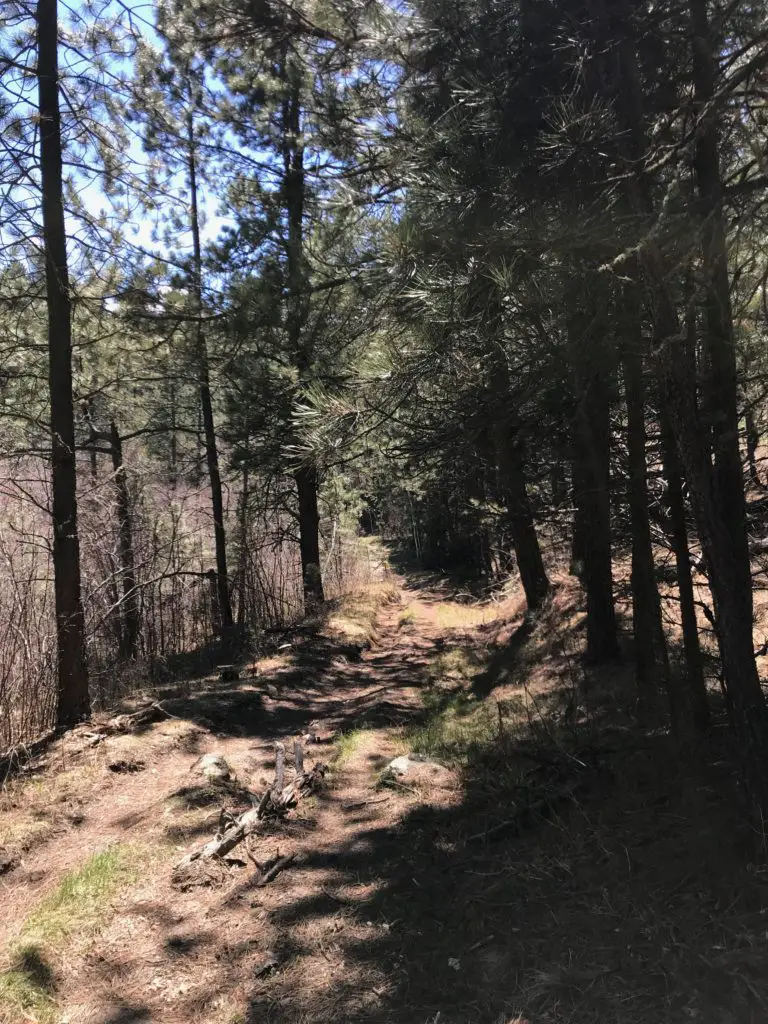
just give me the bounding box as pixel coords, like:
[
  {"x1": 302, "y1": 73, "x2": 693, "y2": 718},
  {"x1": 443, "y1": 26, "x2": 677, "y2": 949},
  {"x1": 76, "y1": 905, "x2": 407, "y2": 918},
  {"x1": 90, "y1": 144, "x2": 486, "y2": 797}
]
[
  {"x1": 173, "y1": 741, "x2": 326, "y2": 885},
  {"x1": 273, "y1": 741, "x2": 285, "y2": 797},
  {"x1": 175, "y1": 806, "x2": 263, "y2": 874},
  {"x1": 0, "y1": 729, "x2": 57, "y2": 782},
  {"x1": 105, "y1": 701, "x2": 169, "y2": 734}
]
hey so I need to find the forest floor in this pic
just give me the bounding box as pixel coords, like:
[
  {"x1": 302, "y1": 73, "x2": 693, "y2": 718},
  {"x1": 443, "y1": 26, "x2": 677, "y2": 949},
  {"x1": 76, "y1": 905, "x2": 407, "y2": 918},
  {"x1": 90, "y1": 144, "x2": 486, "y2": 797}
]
[{"x1": 2, "y1": 566, "x2": 768, "y2": 1024}]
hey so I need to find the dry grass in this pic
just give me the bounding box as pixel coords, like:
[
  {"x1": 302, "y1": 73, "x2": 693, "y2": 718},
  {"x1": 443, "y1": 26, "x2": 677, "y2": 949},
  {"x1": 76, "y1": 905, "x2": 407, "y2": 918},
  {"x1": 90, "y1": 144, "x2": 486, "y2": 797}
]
[
  {"x1": 431, "y1": 600, "x2": 499, "y2": 629},
  {"x1": 333, "y1": 728, "x2": 376, "y2": 765},
  {"x1": 397, "y1": 604, "x2": 418, "y2": 627},
  {"x1": 315, "y1": 580, "x2": 400, "y2": 647},
  {"x1": 0, "y1": 761, "x2": 103, "y2": 863},
  {"x1": 0, "y1": 845, "x2": 150, "y2": 1024}
]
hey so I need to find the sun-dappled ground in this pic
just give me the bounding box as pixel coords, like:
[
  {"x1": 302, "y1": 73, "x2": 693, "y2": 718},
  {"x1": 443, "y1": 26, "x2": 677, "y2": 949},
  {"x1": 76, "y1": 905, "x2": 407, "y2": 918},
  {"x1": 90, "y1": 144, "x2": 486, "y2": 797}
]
[{"x1": 1, "y1": 567, "x2": 768, "y2": 1023}]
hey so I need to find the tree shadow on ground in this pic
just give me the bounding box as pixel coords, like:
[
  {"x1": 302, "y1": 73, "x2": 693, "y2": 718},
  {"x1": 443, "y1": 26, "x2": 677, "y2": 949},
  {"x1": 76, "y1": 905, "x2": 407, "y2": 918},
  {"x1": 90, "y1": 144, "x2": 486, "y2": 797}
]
[
  {"x1": 244, "y1": 727, "x2": 767, "y2": 1024},
  {"x1": 74, "y1": 597, "x2": 768, "y2": 1024},
  {"x1": 144, "y1": 621, "x2": 439, "y2": 742}
]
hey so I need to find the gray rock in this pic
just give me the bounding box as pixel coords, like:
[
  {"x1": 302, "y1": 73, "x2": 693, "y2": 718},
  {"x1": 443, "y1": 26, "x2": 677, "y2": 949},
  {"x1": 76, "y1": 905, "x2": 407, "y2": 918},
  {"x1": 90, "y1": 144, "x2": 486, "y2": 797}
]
[
  {"x1": 383, "y1": 753, "x2": 453, "y2": 787},
  {"x1": 196, "y1": 753, "x2": 232, "y2": 781}
]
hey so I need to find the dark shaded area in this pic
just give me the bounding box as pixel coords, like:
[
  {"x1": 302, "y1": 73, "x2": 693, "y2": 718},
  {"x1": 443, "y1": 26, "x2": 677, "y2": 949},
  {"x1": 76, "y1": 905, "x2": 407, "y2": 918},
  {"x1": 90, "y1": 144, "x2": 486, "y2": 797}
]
[
  {"x1": 386, "y1": 539, "x2": 496, "y2": 597},
  {"x1": 240, "y1": 735, "x2": 764, "y2": 1024},
  {"x1": 101, "y1": 1004, "x2": 151, "y2": 1024},
  {"x1": 472, "y1": 616, "x2": 535, "y2": 697},
  {"x1": 71, "y1": 579, "x2": 767, "y2": 1024},
  {"x1": 12, "y1": 945, "x2": 56, "y2": 995}
]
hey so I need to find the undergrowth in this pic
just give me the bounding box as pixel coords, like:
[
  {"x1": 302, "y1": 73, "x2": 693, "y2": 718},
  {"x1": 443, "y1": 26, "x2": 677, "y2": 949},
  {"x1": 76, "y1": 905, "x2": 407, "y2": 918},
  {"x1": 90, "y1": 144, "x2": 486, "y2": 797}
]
[
  {"x1": 333, "y1": 728, "x2": 374, "y2": 765},
  {"x1": 0, "y1": 845, "x2": 148, "y2": 1024},
  {"x1": 316, "y1": 580, "x2": 400, "y2": 647}
]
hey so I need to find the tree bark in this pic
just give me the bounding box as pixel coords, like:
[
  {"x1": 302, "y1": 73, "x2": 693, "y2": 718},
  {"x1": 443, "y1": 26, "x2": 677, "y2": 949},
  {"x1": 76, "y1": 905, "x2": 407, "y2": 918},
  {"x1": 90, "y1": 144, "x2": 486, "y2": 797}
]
[
  {"x1": 37, "y1": 0, "x2": 90, "y2": 728},
  {"x1": 186, "y1": 111, "x2": 234, "y2": 637},
  {"x1": 236, "y1": 466, "x2": 250, "y2": 627},
  {"x1": 496, "y1": 433, "x2": 550, "y2": 611},
  {"x1": 296, "y1": 465, "x2": 324, "y2": 608},
  {"x1": 681, "y1": 0, "x2": 768, "y2": 803},
  {"x1": 282, "y1": 61, "x2": 324, "y2": 607},
  {"x1": 607, "y1": 10, "x2": 758, "y2": 754},
  {"x1": 110, "y1": 421, "x2": 140, "y2": 659},
  {"x1": 613, "y1": 0, "x2": 768, "y2": 798},
  {"x1": 659, "y1": 404, "x2": 710, "y2": 732},
  {"x1": 568, "y1": 297, "x2": 620, "y2": 663},
  {"x1": 569, "y1": 451, "x2": 588, "y2": 576},
  {"x1": 622, "y1": 289, "x2": 670, "y2": 697}
]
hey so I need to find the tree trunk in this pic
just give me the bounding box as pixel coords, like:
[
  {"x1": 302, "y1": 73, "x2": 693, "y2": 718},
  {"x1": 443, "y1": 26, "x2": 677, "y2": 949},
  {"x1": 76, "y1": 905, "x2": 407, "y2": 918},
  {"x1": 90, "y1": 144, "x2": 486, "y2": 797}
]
[
  {"x1": 282, "y1": 61, "x2": 324, "y2": 608},
  {"x1": 746, "y1": 407, "x2": 760, "y2": 486},
  {"x1": 169, "y1": 380, "x2": 178, "y2": 488},
  {"x1": 609, "y1": 11, "x2": 762, "y2": 768},
  {"x1": 659, "y1": 404, "x2": 711, "y2": 732},
  {"x1": 236, "y1": 466, "x2": 250, "y2": 627},
  {"x1": 296, "y1": 465, "x2": 324, "y2": 608},
  {"x1": 110, "y1": 421, "x2": 139, "y2": 659},
  {"x1": 568, "y1": 298, "x2": 620, "y2": 663},
  {"x1": 496, "y1": 434, "x2": 550, "y2": 611},
  {"x1": 684, "y1": 0, "x2": 768, "y2": 803},
  {"x1": 37, "y1": 0, "x2": 90, "y2": 728},
  {"x1": 569, "y1": 452, "x2": 587, "y2": 576},
  {"x1": 186, "y1": 111, "x2": 234, "y2": 637},
  {"x1": 622, "y1": 293, "x2": 670, "y2": 698}
]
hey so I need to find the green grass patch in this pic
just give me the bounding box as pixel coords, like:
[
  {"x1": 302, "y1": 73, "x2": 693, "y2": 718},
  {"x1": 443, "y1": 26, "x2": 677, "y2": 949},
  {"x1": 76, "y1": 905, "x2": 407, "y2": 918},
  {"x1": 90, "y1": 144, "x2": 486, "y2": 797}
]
[
  {"x1": 333, "y1": 728, "x2": 373, "y2": 765},
  {"x1": 407, "y1": 689, "x2": 497, "y2": 765},
  {"x1": 19, "y1": 846, "x2": 143, "y2": 951},
  {"x1": 0, "y1": 946, "x2": 57, "y2": 1024},
  {"x1": 427, "y1": 647, "x2": 488, "y2": 686},
  {"x1": 0, "y1": 844, "x2": 149, "y2": 1023}
]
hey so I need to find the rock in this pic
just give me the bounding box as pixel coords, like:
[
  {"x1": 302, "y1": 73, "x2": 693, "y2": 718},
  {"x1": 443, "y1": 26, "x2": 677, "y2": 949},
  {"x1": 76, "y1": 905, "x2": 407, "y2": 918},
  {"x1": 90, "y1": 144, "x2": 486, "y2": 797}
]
[
  {"x1": 219, "y1": 665, "x2": 240, "y2": 682},
  {"x1": 195, "y1": 754, "x2": 232, "y2": 781},
  {"x1": 253, "y1": 951, "x2": 280, "y2": 978},
  {"x1": 386, "y1": 755, "x2": 415, "y2": 777},
  {"x1": 382, "y1": 753, "x2": 454, "y2": 788}
]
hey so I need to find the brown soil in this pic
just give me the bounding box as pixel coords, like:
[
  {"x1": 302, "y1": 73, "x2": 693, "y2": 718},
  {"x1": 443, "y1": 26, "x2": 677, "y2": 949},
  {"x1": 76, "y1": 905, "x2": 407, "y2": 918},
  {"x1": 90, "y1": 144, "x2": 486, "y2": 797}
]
[
  {"x1": 2, "y1": 575, "x2": 768, "y2": 1024},
  {"x1": 0, "y1": 583, "x2": 484, "y2": 1024}
]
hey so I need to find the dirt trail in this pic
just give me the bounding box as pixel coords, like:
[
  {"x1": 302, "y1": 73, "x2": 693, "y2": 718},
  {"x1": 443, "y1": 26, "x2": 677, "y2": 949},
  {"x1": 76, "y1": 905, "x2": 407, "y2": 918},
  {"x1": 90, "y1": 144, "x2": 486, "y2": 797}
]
[{"x1": 1, "y1": 580, "x2": 488, "y2": 1024}]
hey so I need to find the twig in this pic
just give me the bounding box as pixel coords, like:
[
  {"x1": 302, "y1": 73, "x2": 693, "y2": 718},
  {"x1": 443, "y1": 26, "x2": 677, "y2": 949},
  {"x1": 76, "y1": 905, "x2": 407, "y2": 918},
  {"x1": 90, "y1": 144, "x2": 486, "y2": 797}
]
[{"x1": 256, "y1": 851, "x2": 296, "y2": 887}]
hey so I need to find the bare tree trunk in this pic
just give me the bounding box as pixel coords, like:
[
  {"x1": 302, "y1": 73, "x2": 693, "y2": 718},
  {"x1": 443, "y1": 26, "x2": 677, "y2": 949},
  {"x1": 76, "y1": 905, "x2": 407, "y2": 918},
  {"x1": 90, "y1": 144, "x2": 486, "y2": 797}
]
[
  {"x1": 83, "y1": 400, "x2": 98, "y2": 481},
  {"x1": 37, "y1": 0, "x2": 90, "y2": 728},
  {"x1": 169, "y1": 379, "x2": 178, "y2": 489},
  {"x1": 236, "y1": 466, "x2": 250, "y2": 627},
  {"x1": 110, "y1": 421, "x2": 139, "y2": 659},
  {"x1": 186, "y1": 111, "x2": 234, "y2": 637},
  {"x1": 568, "y1": 298, "x2": 620, "y2": 663},
  {"x1": 623, "y1": 303, "x2": 670, "y2": 698},
  {"x1": 296, "y1": 465, "x2": 324, "y2": 608},
  {"x1": 659, "y1": 404, "x2": 710, "y2": 732},
  {"x1": 609, "y1": 12, "x2": 757, "y2": 756},
  {"x1": 282, "y1": 61, "x2": 324, "y2": 607},
  {"x1": 681, "y1": 0, "x2": 768, "y2": 804},
  {"x1": 569, "y1": 451, "x2": 587, "y2": 576},
  {"x1": 496, "y1": 433, "x2": 550, "y2": 611}
]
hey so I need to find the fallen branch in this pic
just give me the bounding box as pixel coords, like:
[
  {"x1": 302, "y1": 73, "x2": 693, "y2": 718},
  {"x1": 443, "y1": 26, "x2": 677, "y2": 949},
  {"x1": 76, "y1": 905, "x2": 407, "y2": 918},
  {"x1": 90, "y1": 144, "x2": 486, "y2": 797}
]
[
  {"x1": 173, "y1": 741, "x2": 326, "y2": 886},
  {"x1": 105, "y1": 701, "x2": 170, "y2": 734},
  {"x1": 256, "y1": 851, "x2": 296, "y2": 887},
  {"x1": 0, "y1": 729, "x2": 57, "y2": 783}
]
